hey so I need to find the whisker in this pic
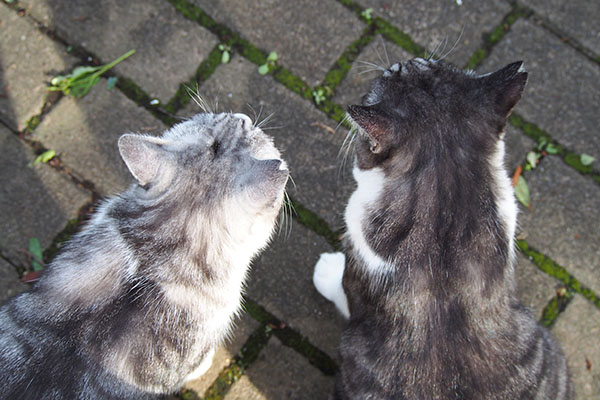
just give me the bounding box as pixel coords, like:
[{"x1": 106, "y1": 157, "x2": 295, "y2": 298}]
[
  {"x1": 355, "y1": 60, "x2": 386, "y2": 72},
  {"x1": 380, "y1": 36, "x2": 391, "y2": 68},
  {"x1": 439, "y1": 24, "x2": 465, "y2": 62}
]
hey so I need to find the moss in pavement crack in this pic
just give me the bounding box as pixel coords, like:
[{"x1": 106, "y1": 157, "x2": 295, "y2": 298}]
[
  {"x1": 517, "y1": 239, "x2": 600, "y2": 310},
  {"x1": 202, "y1": 324, "x2": 272, "y2": 400},
  {"x1": 539, "y1": 288, "x2": 575, "y2": 328},
  {"x1": 465, "y1": 6, "x2": 532, "y2": 70},
  {"x1": 243, "y1": 298, "x2": 339, "y2": 376},
  {"x1": 509, "y1": 114, "x2": 600, "y2": 182},
  {"x1": 288, "y1": 197, "x2": 342, "y2": 251}
]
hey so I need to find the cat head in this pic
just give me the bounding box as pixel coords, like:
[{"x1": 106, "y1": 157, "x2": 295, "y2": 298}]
[
  {"x1": 117, "y1": 112, "x2": 289, "y2": 224},
  {"x1": 347, "y1": 58, "x2": 527, "y2": 173}
]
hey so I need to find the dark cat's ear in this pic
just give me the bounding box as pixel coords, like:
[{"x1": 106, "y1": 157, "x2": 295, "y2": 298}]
[
  {"x1": 118, "y1": 134, "x2": 170, "y2": 186},
  {"x1": 483, "y1": 61, "x2": 528, "y2": 118},
  {"x1": 347, "y1": 105, "x2": 393, "y2": 154}
]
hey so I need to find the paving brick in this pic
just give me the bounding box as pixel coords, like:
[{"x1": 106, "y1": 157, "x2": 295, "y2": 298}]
[
  {"x1": 360, "y1": 0, "x2": 511, "y2": 66},
  {"x1": 182, "y1": 56, "x2": 354, "y2": 230},
  {"x1": 0, "y1": 258, "x2": 27, "y2": 305},
  {"x1": 191, "y1": 0, "x2": 365, "y2": 86},
  {"x1": 504, "y1": 124, "x2": 535, "y2": 173},
  {"x1": 32, "y1": 80, "x2": 165, "y2": 195},
  {"x1": 514, "y1": 253, "x2": 560, "y2": 320},
  {"x1": 552, "y1": 296, "x2": 600, "y2": 399},
  {"x1": 224, "y1": 337, "x2": 333, "y2": 400},
  {"x1": 21, "y1": 0, "x2": 218, "y2": 102},
  {"x1": 520, "y1": 0, "x2": 600, "y2": 56},
  {"x1": 184, "y1": 313, "x2": 259, "y2": 397},
  {"x1": 332, "y1": 35, "x2": 413, "y2": 107},
  {"x1": 0, "y1": 5, "x2": 77, "y2": 131},
  {"x1": 0, "y1": 124, "x2": 89, "y2": 267},
  {"x1": 518, "y1": 157, "x2": 600, "y2": 294},
  {"x1": 481, "y1": 19, "x2": 600, "y2": 162},
  {"x1": 248, "y1": 222, "x2": 345, "y2": 361}
]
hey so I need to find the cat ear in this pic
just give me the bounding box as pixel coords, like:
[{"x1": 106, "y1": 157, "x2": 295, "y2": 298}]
[
  {"x1": 347, "y1": 105, "x2": 393, "y2": 154},
  {"x1": 118, "y1": 134, "x2": 170, "y2": 186},
  {"x1": 483, "y1": 61, "x2": 528, "y2": 118}
]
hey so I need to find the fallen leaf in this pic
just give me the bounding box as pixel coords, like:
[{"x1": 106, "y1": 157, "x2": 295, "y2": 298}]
[
  {"x1": 514, "y1": 175, "x2": 530, "y2": 208},
  {"x1": 511, "y1": 165, "x2": 523, "y2": 187},
  {"x1": 311, "y1": 121, "x2": 336, "y2": 135}
]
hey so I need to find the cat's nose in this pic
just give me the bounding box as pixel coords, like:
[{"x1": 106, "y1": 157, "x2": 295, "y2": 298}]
[{"x1": 233, "y1": 113, "x2": 253, "y2": 128}]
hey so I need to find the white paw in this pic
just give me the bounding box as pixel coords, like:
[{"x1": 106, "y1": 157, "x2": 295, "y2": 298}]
[
  {"x1": 184, "y1": 348, "x2": 215, "y2": 382},
  {"x1": 313, "y1": 252, "x2": 350, "y2": 318}
]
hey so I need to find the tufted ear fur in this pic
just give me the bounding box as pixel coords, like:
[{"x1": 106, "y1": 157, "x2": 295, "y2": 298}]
[
  {"x1": 118, "y1": 134, "x2": 170, "y2": 186},
  {"x1": 482, "y1": 61, "x2": 528, "y2": 118},
  {"x1": 347, "y1": 105, "x2": 394, "y2": 154}
]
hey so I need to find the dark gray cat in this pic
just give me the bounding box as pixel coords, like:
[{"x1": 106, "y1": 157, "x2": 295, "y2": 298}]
[
  {"x1": 314, "y1": 59, "x2": 573, "y2": 399},
  {"x1": 0, "y1": 112, "x2": 288, "y2": 399}
]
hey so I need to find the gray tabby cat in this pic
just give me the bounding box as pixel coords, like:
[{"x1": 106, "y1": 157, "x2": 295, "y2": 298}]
[
  {"x1": 0, "y1": 112, "x2": 288, "y2": 399},
  {"x1": 314, "y1": 59, "x2": 573, "y2": 399}
]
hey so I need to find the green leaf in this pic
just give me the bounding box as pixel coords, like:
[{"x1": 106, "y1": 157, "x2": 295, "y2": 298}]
[
  {"x1": 48, "y1": 49, "x2": 135, "y2": 98},
  {"x1": 221, "y1": 50, "x2": 230, "y2": 64},
  {"x1": 361, "y1": 8, "x2": 373, "y2": 20},
  {"x1": 545, "y1": 143, "x2": 559, "y2": 154},
  {"x1": 514, "y1": 175, "x2": 530, "y2": 208},
  {"x1": 28, "y1": 238, "x2": 44, "y2": 271},
  {"x1": 267, "y1": 51, "x2": 278, "y2": 62},
  {"x1": 32, "y1": 149, "x2": 56, "y2": 165},
  {"x1": 258, "y1": 64, "x2": 270, "y2": 75},
  {"x1": 106, "y1": 76, "x2": 118, "y2": 90},
  {"x1": 526, "y1": 151, "x2": 539, "y2": 168},
  {"x1": 580, "y1": 153, "x2": 595, "y2": 166}
]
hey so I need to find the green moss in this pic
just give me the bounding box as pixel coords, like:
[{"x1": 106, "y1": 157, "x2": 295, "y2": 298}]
[
  {"x1": 288, "y1": 197, "x2": 342, "y2": 250},
  {"x1": 539, "y1": 288, "x2": 575, "y2": 328},
  {"x1": 564, "y1": 152, "x2": 594, "y2": 174},
  {"x1": 116, "y1": 77, "x2": 176, "y2": 126},
  {"x1": 202, "y1": 324, "x2": 272, "y2": 400},
  {"x1": 517, "y1": 239, "x2": 600, "y2": 310},
  {"x1": 243, "y1": 298, "x2": 339, "y2": 376},
  {"x1": 43, "y1": 218, "x2": 80, "y2": 263},
  {"x1": 375, "y1": 18, "x2": 426, "y2": 56},
  {"x1": 464, "y1": 6, "x2": 532, "y2": 69},
  {"x1": 272, "y1": 68, "x2": 312, "y2": 100},
  {"x1": 322, "y1": 26, "x2": 376, "y2": 92},
  {"x1": 25, "y1": 115, "x2": 41, "y2": 134},
  {"x1": 165, "y1": 45, "x2": 223, "y2": 114},
  {"x1": 465, "y1": 49, "x2": 487, "y2": 70}
]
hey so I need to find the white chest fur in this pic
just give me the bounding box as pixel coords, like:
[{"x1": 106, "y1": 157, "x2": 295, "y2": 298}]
[{"x1": 345, "y1": 166, "x2": 392, "y2": 275}]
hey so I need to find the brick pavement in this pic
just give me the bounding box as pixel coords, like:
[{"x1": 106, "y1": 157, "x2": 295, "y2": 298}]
[{"x1": 1, "y1": 1, "x2": 598, "y2": 398}]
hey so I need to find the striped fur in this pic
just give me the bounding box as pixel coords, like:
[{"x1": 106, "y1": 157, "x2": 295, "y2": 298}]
[
  {"x1": 316, "y1": 59, "x2": 573, "y2": 399},
  {"x1": 0, "y1": 113, "x2": 288, "y2": 399}
]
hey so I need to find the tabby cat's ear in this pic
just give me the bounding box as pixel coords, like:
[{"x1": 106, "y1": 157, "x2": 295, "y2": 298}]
[
  {"x1": 347, "y1": 105, "x2": 393, "y2": 154},
  {"x1": 483, "y1": 61, "x2": 528, "y2": 118},
  {"x1": 118, "y1": 134, "x2": 170, "y2": 186}
]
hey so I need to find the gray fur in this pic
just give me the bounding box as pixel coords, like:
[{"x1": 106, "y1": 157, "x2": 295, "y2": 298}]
[
  {"x1": 331, "y1": 59, "x2": 573, "y2": 399},
  {"x1": 0, "y1": 112, "x2": 288, "y2": 399}
]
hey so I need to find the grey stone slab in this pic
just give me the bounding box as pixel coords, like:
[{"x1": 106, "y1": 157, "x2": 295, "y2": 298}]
[
  {"x1": 184, "y1": 313, "x2": 259, "y2": 397},
  {"x1": 518, "y1": 157, "x2": 600, "y2": 294},
  {"x1": 32, "y1": 79, "x2": 164, "y2": 196},
  {"x1": 182, "y1": 56, "x2": 354, "y2": 230},
  {"x1": 0, "y1": 124, "x2": 90, "y2": 267},
  {"x1": 552, "y1": 296, "x2": 600, "y2": 400},
  {"x1": 0, "y1": 5, "x2": 77, "y2": 131},
  {"x1": 22, "y1": 0, "x2": 218, "y2": 102},
  {"x1": 514, "y1": 253, "x2": 559, "y2": 320},
  {"x1": 520, "y1": 0, "x2": 600, "y2": 56},
  {"x1": 333, "y1": 35, "x2": 413, "y2": 107},
  {"x1": 360, "y1": 0, "x2": 511, "y2": 66},
  {"x1": 225, "y1": 337, "x2": 333, "y2": 400},
  {"x1": 504, "y1": 124, "x2": 535, "y2": 173},
  {"x1": 191, "y1": 0, "x2": 365, "y2": 86},
  {"x1": 248, "y1": 223, "x2": 345, "y2": 361},
  {"x1": 481, "y1": 19, "x2": 600, "y2": 162},
  {"x1": 0, "y1": 258, "x2": 27, "y2": 305}
]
